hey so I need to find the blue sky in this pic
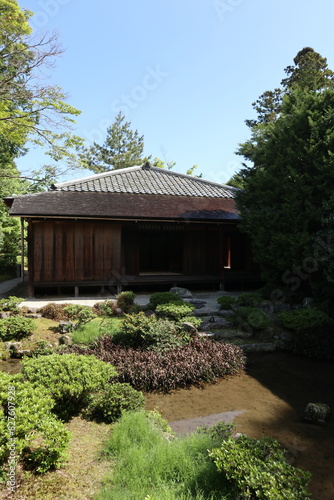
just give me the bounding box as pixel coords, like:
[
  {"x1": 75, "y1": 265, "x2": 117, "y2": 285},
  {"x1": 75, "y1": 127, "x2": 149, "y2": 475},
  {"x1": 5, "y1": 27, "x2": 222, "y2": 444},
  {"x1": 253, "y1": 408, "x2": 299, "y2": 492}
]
[{"x1": 17, "y1": 0, "x2": 334, "y2": 185}]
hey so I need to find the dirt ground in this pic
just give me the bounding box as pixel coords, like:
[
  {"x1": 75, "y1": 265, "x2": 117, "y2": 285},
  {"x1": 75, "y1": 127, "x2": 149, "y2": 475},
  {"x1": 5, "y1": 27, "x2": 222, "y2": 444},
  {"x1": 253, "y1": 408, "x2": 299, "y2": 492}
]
[{"x1": 145, "y1": 352, "x2": 334, "y2": 500}]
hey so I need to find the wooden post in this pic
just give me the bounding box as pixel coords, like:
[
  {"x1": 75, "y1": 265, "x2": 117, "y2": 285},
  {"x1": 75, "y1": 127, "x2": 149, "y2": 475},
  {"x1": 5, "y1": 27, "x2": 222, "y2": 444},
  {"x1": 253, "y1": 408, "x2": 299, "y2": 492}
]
[{"x1": 20, "y1": 218, "x2": 25, "y2": 282}]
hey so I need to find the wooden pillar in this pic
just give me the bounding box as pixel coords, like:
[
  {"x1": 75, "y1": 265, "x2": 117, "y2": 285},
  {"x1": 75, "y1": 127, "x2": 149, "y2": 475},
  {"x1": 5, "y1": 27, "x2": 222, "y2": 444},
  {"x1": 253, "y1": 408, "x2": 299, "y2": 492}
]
[{"x1": 20, "y1": 218, "x2": 25, "y2": 282}]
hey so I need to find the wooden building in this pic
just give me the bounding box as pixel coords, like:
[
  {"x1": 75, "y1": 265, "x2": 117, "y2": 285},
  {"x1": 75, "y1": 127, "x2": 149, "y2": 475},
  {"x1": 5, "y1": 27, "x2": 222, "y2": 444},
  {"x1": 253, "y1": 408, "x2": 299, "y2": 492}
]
[{"x1": 4, "y1": 163, "x2": 259, "y2": 297}]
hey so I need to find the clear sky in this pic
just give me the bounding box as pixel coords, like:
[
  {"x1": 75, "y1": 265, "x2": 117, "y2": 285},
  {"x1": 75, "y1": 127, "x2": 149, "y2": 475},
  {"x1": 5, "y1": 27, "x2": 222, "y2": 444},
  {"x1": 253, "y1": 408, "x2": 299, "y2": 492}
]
[{"x1": 16, "y1": 0, "x2": 334, "y2": 185}]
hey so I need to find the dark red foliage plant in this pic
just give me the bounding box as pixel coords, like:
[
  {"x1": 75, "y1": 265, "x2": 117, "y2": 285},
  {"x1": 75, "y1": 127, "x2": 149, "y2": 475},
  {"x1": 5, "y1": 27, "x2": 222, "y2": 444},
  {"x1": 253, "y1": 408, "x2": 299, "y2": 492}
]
[{"x1": 70, "y1": 336, "x2": 245, "y2": 393}]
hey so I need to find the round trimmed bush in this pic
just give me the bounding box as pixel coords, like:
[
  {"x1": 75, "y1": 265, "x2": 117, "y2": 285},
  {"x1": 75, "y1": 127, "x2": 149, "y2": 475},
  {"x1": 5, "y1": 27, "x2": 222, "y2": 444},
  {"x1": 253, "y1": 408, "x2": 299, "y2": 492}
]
[
  {"x1": 0, "y1": 315, "x2": 34, "y2": 340},
  {"x1": 217, "y1": 295, "x2": 236, "y2": 310},
  {"x1": 149, "y1": 292, "x2": 184, "y2": 309},
  {"x1": 83, "y1": 382, "x2": 145, "y2": 423}
]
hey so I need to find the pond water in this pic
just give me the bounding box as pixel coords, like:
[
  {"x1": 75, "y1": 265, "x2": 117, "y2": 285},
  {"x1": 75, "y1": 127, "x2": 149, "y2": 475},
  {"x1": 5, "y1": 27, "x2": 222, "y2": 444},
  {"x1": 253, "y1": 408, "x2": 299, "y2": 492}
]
[{"x1": 0, "y1": 358, "x2": 22, "y2": 375}]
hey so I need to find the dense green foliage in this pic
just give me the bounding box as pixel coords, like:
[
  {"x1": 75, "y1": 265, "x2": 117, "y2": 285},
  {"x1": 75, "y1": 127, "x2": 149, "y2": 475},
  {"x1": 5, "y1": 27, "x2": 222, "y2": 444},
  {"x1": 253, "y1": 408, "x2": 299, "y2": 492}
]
[
  {"x1": 0, "y1": 372, "x2": 70, "y2": 475},
  {"x1": 116, "y1": 291, "x2": 137, "y2": 313},
  {"x1": 21, "y1": 354, "x2": 117, "y2": 418},
  {"x1": 149, "y1": 291, "x2": 184, "y2": 309},
  {"x1": 63, "y1": 304, "x2": 97, "y2": 329},
  {"x1": 0, "y1": 296, "x2": 24, "y2": 313},
  {"x1": 235, "y1": 292, "x2": 263, "y2": 308},
  {"x1": 116, "y1": 312, "x2": 190, "y2": 351},
  {"x1": 209, "y1": 435, "x2": 311, "y2": 499},
  {"x1": 0, "y1": 315, "x2": 34, "y2": 340},
  {"x1": 279, "y1": 307, "x2": 333, "y2": 332},
  {"x1": 83, "y1": 382, "x2": 145, "y2": 423},
  {"x1": 230, "y1": 307, "x2": 270, "y2": 332},
  {"x1": 217, "y1": 295, "x2": 236, "y2": 310},
  {"x1": 81, "y1": 112, "x2": 146, "y2": 172},
  {"x1": 235, "y1": 48, "x2": 334, "y2": 296},
  {"x1": 156, "y1": 303, "x2": 195, "y2": 321}
]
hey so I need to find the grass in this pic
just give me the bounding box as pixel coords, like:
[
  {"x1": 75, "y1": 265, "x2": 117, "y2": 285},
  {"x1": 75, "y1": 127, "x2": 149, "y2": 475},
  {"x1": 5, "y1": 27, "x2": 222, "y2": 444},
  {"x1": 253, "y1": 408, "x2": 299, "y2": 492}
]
[
  {"x1": 0, "y1": 417, "x2": 112, "y2": 500},
  {"x1": 71, "y1": 317, "x2": 123, "y2": 345},
  {"x1": 96, "y1": 411, "x2": 233, "y2": 500}
]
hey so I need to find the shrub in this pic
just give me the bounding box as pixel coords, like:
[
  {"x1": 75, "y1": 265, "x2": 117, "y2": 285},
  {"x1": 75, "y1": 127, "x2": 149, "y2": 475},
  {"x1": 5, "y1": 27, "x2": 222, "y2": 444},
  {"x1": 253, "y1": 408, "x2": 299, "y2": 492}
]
[
  {"x1": 285, "y1": 323, "x2": 334, "y2": 360},
  {"x1": 231, "y1": 306, "x2": 270, "y2": 331},
  {"x1": 149, "y1": 291, "x2": 184, "y2": 309},
  {"x1": 116, "y1": 291, "x2": 136, "y2": 312},
  {"x1": 279, "y1": 307, "x2": 333, "y2": 332},
  {"x1": 180, "y1": 315, "x2": 202, "y2": 329},
  {"x1": 38, "y1": 303, "x2": 71, "y2": 321},
  {"x1": 21, "y1": 354, "x2": 118, "y2": 418},
  {"x1": 93, "y1": 299, "x2": 117, "y2": 317},
  {"x1": 83, "y1": 382, "x2": 145, "y2": 423},
  {"x1": 0, "y1": 296, "x2": 24, "y2": 313},
  {"x1": 0, "y1": 315, "x2": 34, "y2": 341},
  {"x1": 63, "y1": 304, "x2": 97, "y2": 329},
  {"x1": 0, "y1": 372, "x2": 70, "y2": 474},
  {"x1": 209, "y1": 434, "x2": 311, "y2": 499},
  {"x1": 235, "y1": 291, "x2": 263, "y2": 308},
  {"x1": 71, "y1": 336, "x2": 246, "y2": 392},
  {"x1": 116, "y1": 312, "x2": 190, "y2": 351},
  {"x1": 156, "y1": 302, "x2": 195, "y2": 321},
  {"x1": 217, "y1": 295, "x2": 236, "y2": 310}
]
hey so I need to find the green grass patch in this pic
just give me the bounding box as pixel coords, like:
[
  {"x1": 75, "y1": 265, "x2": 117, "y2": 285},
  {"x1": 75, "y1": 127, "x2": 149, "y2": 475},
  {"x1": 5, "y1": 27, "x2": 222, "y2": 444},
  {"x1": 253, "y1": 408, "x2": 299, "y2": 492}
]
[
  {"x1": 96, "y1": 411, "x2": 232, "y2": 500},
  {"x1": 71, "y1": 317, "x2": 122, "y2": 345}
]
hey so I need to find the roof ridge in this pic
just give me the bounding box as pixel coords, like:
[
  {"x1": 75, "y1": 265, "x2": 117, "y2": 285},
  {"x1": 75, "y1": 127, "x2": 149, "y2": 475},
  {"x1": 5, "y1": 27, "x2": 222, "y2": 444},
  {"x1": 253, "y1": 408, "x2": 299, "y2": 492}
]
[
  {"x1": 50, "y1": 165, "x2": 144, "y2": 190},
  {"x1": 51, "y1": 163, "x2": 238, "y2": 193}
]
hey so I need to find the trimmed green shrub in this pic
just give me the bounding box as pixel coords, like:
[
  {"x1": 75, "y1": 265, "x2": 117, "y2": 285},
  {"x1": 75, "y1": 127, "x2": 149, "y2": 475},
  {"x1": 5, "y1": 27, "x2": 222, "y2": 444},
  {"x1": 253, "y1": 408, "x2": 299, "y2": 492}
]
[
  {"x1": 217, "y1": 295, "x2": 236, "y2": 310},
  {"x1": 209, "y1": 434, "x2": 311, "y2": 499},
  {"x1": 21, "y1": 354, "x2": 118, "y2": 418},
  {"x1": 116, "y1": 312, "x2": 190, "y2": 351},
  {"x1": 38, "y1": 302, "x2": 71, "y2": 321},
  {"x1": 83, "y1": 382, "x2": 145, "y2": 423},
  {"x1": 116, "y1": 291, "x2": 136, "y2": 312},
  {"x1": 63, "y1": 304, "x2": 97, "y2": 329},
  {"x1": 0, "y1": 296, "x2": 24, "y2": 313},
  {"x1": 179, "y1": 316, "x2": 202, "y2": 329},
  {"x1": 235, "y1": 291, "x2": 263, "y2": 308},
  {"x1": 231, "y1": 306, "x2": 270, "y2": 331},
  {"x1": 279, "y1": 307, "x2": 333, "y2": 332},
  {"x1": 156, "y1": 303, "x2": 195, "y2": 321},
  {"x1": 149, "y1": 291, "x2": 184, "y2": 309},
  {"x1": 0, "y1": 315, "x2": 34, "y2": 340},
  {"x1": 93, "y1": 300, "x2": 117, "y2": 317},
  {"x1": 0, "y1": 372, "x2": 70, "y2": 475}
]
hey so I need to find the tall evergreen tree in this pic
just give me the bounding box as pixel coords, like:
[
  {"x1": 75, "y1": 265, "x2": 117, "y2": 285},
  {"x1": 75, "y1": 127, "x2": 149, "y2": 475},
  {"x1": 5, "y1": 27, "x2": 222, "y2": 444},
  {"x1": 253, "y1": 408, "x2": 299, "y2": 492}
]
[
  {"x1": 82, "y1": 112, "x2": 146, "y2": 172},
  {"x1": 235, "y1": 49, "x2": 334, "y2": 294}
]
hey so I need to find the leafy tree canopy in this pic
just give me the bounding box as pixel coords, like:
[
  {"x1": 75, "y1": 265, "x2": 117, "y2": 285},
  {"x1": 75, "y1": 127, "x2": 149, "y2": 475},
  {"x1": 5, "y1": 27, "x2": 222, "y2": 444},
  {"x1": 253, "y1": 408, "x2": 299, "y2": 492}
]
[{"x1": 235, "y1": 49, "x2": 334, "y2": 295}]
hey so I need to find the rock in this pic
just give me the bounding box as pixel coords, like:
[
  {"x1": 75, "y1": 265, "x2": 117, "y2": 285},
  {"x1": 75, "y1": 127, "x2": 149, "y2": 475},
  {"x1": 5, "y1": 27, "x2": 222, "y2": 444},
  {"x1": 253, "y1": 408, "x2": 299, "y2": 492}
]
[
  {"x1": 144, "y1": 309, "x2": 155, "y2": 317},
  {"x1": 304, "y1": 403, "x2": 330, "y2": 425},
  {"x1": 0, "y1": 312, "x2": 10, "y2": 318},
  {"x1": 260, "y1": 303, "x2": 275, "y2": 314},
  {"x1": 188, "y1": 299, "x2": 206, "y2": 309},
  {"x1": 201, "y1": 317, "x2": 232, "y2": 329},
  {"x1": 170, "y1": 287, "x2": 193, "y2": 299},
  {"x1": 59, "y1": 335, "x2": 72, "y2": 346},
  {"x1": 274, "y1": 303, "x2": 291, "y2": 313},
  {"x1": 5, "y1": 341, "x2": 22, "y2": 351},
  {"x1": 180, "y1": 322, "x2": 198, "y2": 335},
  {"x1": 303, "y1": 297, "x2": 314, "y2": 308},
  {"x1": 24, "y1": 313, "x2": 42, "y2": 319},
  {"x1": 59, "y1": 321, "x2": 74, "y2": 333}
]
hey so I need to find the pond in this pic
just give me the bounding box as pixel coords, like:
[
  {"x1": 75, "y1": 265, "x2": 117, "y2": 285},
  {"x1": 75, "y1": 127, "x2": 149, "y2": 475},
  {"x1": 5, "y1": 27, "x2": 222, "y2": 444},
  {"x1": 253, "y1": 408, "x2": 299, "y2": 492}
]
[
  {"x1": 0, "y1": 358, "x2": 22, "y2": 375},
  {"x1": 145, "y1": 351, "x2": 334, "y2": 500}
]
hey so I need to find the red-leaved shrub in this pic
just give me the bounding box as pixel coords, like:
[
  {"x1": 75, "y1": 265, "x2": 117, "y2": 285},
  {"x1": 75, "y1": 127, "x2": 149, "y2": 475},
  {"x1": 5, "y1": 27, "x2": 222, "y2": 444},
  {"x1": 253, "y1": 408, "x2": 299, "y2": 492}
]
[{"x1": 70, "y1": 336, "x2": 245, "y2": 392}]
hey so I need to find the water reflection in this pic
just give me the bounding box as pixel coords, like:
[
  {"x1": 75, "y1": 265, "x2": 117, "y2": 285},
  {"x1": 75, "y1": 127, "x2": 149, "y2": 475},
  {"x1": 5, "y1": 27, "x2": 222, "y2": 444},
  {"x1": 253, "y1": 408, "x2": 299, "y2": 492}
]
[{"x1": 0, "y1": 359, "x2": 22, "y2": 375}]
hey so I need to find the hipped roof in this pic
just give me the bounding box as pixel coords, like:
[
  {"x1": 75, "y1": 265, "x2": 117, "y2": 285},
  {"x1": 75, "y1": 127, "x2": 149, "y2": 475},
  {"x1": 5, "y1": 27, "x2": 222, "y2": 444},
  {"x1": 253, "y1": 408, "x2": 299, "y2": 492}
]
[{"x1": 5, "y1": 164, "x2": 240, "y2": 222}]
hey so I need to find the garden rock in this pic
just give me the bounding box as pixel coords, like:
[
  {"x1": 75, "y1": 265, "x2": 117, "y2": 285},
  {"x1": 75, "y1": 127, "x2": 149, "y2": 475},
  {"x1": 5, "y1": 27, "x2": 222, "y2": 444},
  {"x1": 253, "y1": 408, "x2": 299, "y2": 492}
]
[
  {"x1": 304, "y1": 403, "x2": 330, "y2": 425},
  {"x1": 59, "y1": 321, "x2": 74, "y2": 333},
  {"x1": 59, "y1": 335, "x2": 72, "y2": 346},
  {"x1": 274, "y1": 303, "x2": 291, "y2": 313},
  {"x1": 0, "y1": 312, "x2": 10, "y2": 318},
  {"x1": 180, "y1": 322, "x2": 198, "y2": 335},
  {"x1": 303, "y1": 297, "x2": 314, "y2": 308},
  {"x1": 24, "y1": 313, "x2": 42, "y2": 319},
  {"x1": 170, "y1": 287, "x2": 193, "y2": 299},
  {"x1": 260, "y1": 303, "x2": 275, "y2": 314}
]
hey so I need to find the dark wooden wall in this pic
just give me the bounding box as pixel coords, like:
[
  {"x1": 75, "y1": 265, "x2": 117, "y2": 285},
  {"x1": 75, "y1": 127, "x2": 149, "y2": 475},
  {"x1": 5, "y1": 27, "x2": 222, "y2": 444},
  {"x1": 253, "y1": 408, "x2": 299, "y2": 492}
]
[{"x1": 29, "y1": 220, "x2": 121, "y2": 283}]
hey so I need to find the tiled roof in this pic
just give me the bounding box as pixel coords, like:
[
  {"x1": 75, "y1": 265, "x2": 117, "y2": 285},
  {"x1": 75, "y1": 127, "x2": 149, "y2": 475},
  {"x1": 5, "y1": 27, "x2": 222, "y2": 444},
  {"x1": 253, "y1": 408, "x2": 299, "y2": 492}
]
[
  {"x1": 50, "y1": 164, "x2": 237, "y2": 198},
  {"x1": 8, "y1": 192, "x2": 239, "y2": 221}
]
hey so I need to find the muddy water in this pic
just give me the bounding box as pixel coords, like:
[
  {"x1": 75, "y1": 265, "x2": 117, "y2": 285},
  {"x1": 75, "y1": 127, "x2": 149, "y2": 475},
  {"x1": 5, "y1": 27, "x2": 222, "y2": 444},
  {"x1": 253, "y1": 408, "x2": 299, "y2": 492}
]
[{"x1": 145, "y1": 352, "x2": 334, "y2": 500}]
